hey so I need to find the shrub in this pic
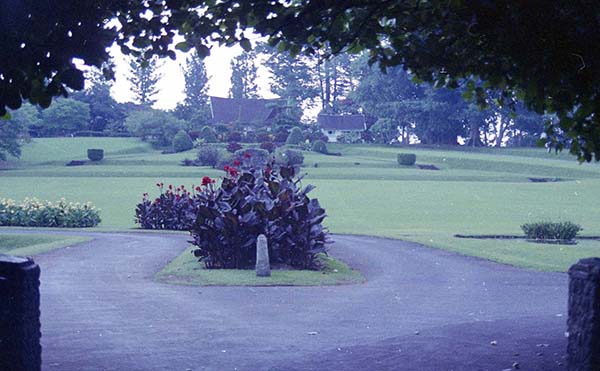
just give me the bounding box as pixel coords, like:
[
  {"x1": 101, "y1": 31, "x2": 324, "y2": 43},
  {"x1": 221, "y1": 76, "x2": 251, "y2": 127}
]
[
  {"x1": 260, "y1": 141, "x2": 276, "y2": 153},
  {"x1": 125, "y1": 109, "x2": 187, "y2": 148},
  {"x1": 256, "y1": 131, "x2": 272, "y2": 142},
  {"x1": 200, "y1": 126, "x2": 218, "y2": 143},
  {"x1": 172, "y1": 130, "x2": 194, "y2": 153},
  {"x1": 286, "y1": 127, "x2": 304, "y2": 145},
  {"x1": 521, "y1": 221, "x2": 583, "y2": 241},
  {"x1": 227, "y1": 141, "x2": 243, "y2": 153},
  {"x1": 0, "y1": 198, "x2": 101, "y2": 228},
  {"x1": 397, "y1": 153, "x2": 417, "y2": 166},
  {"x1": 227, "y1": 131, "x2": 243, "y2": 142},
  {"x1": 197, "y1": 146, "x2": 221, "y2": 168},
  {"x1": 311, "y1": 140, "x2": 328, "y2": 154},
  {"x1": 66, "y1": 160, "x2": 86, "y2": 166},
  {"x1": 275, "y1": 148, "x2": 304, "y2": 166},
  {"x1": 242, "y1": 131, "x2": 256, "y2": 143},
  {"x1": 87, "y1": 149, "x2": 104, "y2": 161},
  {"x1": 135, "y1": 183, "x2": 205, "y2": 230},
  {"x1": 274, "y1": 130, "x2": 289, "y2": 143},
  {"x1": 233, "y1": 148, "x2": 270, "y2": 168},
  {"x1": 190, "y1": 159, "x2": 329, "y2": 270},
  {"x1": 181, "y1": 158, "x2": 195, "y2": 166}
]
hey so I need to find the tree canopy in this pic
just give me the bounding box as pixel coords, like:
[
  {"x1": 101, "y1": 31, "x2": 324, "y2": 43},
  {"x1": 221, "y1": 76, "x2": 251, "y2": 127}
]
[{"x1": 1, "y1": 1, "x2": 600, "y2": 160}]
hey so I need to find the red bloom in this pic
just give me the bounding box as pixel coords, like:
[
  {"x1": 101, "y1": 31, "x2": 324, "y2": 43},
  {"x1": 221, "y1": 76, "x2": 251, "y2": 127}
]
[
  {"x1": 233, "y1": 160, "x2": 241, "y2": 166},
  {"x1": 244, "y1": 152, "x2": 252, "y2": 158},
  {"x1": 168, "y1": 184, "x2": 173, "y2": 190},
  {"x1": 228, "y1": 167, "x2": 238, "y2": 177},
  {"x1": 156, "y1": 183, "x2": 161, "y2": 187},
  {"x1": 195, "y1": 186, "x2": 202, "y2": 192},
  {"x1": 143, "y1": 192, "x2": 148, "y2": 197},
  {"x1": 201, "y1": 176, "x2": 212, "y2": 186},
  {"x1": 224, "y1": 165, "x2": 230, "y2": 171},
  {"x1": 154, "y1": 198, "x2": 160, "y2": 203}
]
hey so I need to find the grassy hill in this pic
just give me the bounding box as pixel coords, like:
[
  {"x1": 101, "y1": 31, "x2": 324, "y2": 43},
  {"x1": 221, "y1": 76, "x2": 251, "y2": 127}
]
[{"x1": 2, "y1": 137, "x2": 600, "y2": 271}]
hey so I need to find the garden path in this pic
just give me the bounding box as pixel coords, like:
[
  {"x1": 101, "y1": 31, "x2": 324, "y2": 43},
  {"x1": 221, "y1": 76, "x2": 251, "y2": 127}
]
[{"x1": 4, "y1": 230, "x2": 567, "y2": 370}]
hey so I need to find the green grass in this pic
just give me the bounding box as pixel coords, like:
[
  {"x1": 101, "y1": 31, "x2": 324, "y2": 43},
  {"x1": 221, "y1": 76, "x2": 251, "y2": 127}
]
[
  {"x1": 3, "y1": 137, "x2": 600, "y2": 271},
  {"x1": 156, "y1": 250, "x2": 364, "y2": 286},
  {"x1": 0, "y1": 233, "x2": 91, "y2": 256}
]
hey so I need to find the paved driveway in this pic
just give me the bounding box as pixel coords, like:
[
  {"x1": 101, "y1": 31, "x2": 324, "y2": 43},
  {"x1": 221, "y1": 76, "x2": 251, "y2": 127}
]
[{"x1": 8, "y1": 230, "x2": 567, "y2": 370}]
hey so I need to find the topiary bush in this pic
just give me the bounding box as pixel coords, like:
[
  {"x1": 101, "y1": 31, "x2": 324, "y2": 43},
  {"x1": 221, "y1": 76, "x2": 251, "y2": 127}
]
[
  {"x1": 286, "y1": 127, "x2": 304, "y2": 145},
  {"x1": 397, "y1": 153, "x2": 417, "y2": 166},
  {"x1": 190, "y1": 159, "x2": 329, "y2": 270},
  {"x1": 200, "y1": 126, "x2": 218, "y2": 143},
  {"x1": 0, "y1": 198, "x2": 101, "y2": 227},
  {"x1": 311, "y1": 140, "x2": 328, "y2": 154},
  {"x1": 521, "y1": 221, "x2": 583, "y2": 241},
  {"x1": 275, "y1": 148, "x2": 304, "y2": 166},
  {"x1": 172, "y1": 130, "x2": 194, "y2": 153},
  {"x1": 197, "y1": 146, "x2": 221, "y2": 168},
  {"x1": 87, "y1": 148, "x2": 104, "y2": 161}
]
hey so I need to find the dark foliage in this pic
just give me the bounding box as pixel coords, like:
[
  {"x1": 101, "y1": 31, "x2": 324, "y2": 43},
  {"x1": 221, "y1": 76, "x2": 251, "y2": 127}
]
[
  {"x1": 397, "y1": 153, "x2": 416, "y2": 166},
  {"x1": 260, "y1": 141, "x2": 277, "y2": 153},
  {"x1": 275, "y1": 149, "x2": 304, "y2": 166},
  {"x1": 190, "y1": 159, "x2": 329, "y2": 270},
  {"x1": 311, "y1": 140, "x2": 328, "y2": 154},
  {"x1": 172, "y1": 130, "x2": 194, "y2": 152},
  {"x1": 87, "y1": 148, "x2": 104, "y2": 161},
  {"x1": 196, "y1": 146, "x2": 221, "y2": 168},
  {"x1": 226, "y1": 141, "x2": 243, "y2": 153}
]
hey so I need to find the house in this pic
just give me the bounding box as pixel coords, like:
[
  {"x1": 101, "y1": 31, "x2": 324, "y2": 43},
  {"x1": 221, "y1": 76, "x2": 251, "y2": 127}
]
[
  {"x1": 317, "y1": 114, "x2": 367, "y2": 142},
  {"x1": 209, "y1": 96, "x2": 283, "y2": 129}
]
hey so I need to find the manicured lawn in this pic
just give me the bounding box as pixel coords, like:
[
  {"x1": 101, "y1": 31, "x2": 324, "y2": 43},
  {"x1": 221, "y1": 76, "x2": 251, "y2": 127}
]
[
  {"x1": 157, "y1": 251, "x2": 364, "y2": 286},
  {"x1": 0, "y1": 233, "x2": 91, "y2": 256},
  {"x1": 2, "y1": 137, "x2": 600, "y2": 271}
]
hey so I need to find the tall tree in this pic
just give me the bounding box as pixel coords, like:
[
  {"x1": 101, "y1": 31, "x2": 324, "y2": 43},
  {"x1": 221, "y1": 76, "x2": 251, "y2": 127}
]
[
  {"x1": 176, "y1": 49, "x2": 211, "y2": 126},
  {"x1": 127, "y1": 57, "x2": 162, "y2": 107},
  {"x1": 229, "y1": 52, "x2": 258, "y2": 99},
  {"x1": 316, "y1": 53, "x2": 355, "y2": 113}
]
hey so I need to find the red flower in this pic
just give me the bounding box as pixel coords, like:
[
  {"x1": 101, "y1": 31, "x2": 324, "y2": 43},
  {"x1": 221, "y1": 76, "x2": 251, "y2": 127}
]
[
  {"x1": 224, "y1": 165, "x2": 230, "y2": 171},
  {"x1": 195, "y1": 186, "x2": 202, "y2": 192},
  {"x1": 228, "y1": 167, "x2": 238, "y2": 177},
  {"x1": 244, "y1": 152, "x2": 252, "y2": 158},
  {"x1": 201, "y1": 176, "x2": 212, "y2": 186},
  {"x1": 156, "y1": 183, "x2": 161, "y2": 187},
  {"x1": 143, "y1": 192, "x2": 148, "y2": 197},
  {"x1": 233, "y1": 160, "x2": 241, "y2": 166},
  {"x1": 168, "y1": 184, "x2": 173, "y2": 190},
  {"x1": 154, "y1": 198, "x2": 160, "y2": 203}
]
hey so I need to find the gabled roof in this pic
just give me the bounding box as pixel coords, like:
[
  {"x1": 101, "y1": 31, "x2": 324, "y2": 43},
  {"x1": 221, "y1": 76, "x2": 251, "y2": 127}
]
[
  {"x1": 209, "y1": 96, "x2": 282, "y2": 125},
  {"x1": 317, "y1": 114, "x2": 367, "y2": 131}
]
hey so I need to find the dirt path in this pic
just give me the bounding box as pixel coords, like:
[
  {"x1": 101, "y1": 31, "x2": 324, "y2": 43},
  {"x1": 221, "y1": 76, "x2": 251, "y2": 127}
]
[{"x1": 4, "y1": 230, "x2": 567, "y2": 370}]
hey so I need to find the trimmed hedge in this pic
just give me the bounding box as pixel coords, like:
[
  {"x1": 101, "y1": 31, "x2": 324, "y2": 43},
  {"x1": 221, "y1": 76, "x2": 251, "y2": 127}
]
[
  {"x1": 311, "y1": 140, "x2": 328, "y2": 154},
  {"x1": 397, "y1": 153, "x2": 416, "y2": 166},
  {"x1": 87, "y1": 148, "x2": 104, "y2": 161},
  {"x1": 521, "y1": 221, "x2": 583, "y2": 241},
  {"x1": 172, "y1": 130, "x2": 194, "y2": 153}
]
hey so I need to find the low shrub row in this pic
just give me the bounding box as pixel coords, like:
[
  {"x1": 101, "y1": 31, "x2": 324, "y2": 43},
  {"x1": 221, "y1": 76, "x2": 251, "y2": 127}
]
[
  {"x1": 521, "y1": 221, "x2": 582, "y2": 241},
  {"x1": 0, "y1": 198, "x2": 101, "y2": 228}
]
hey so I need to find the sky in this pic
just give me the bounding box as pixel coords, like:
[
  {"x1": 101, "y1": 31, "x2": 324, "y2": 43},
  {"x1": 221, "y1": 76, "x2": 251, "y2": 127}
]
[{"x1": 109, "y1": 44, "x2": 277, "y2": 110}]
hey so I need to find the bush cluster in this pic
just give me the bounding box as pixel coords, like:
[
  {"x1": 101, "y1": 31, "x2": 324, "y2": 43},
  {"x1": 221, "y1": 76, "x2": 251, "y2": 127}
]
[
  {"x1": 0, "y1": 198, "x2": 101, "y2": 227},
  {"x1": 196, "y1": 146, "x2": 221, "y2": 168},
  {"x1": 136, "y1": 158, "x2": 330, "y2": 270},
  {"x1": 397, "y1": 153, "x2": 417, "y2": 166},
  {"x1": 521, "y1": 221, "x2": 583, "y2": 241}
]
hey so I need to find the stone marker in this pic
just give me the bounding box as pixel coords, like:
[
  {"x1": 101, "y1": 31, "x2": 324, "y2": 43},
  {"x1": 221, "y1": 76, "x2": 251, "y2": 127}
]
[
  {"x1": 568, "y1": 257, "x2": 600, "y2": 371},
  {"x1": 0, "y1": 254, "x2": 41, "y2": 371},
  {"x1": 255, "y1": 234, "x2": 271, "y2": 277}
]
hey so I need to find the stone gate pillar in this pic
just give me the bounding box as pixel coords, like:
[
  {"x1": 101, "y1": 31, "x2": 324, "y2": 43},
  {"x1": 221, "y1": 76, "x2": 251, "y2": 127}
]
[
  {"x1": 568, "y1": 257, "x2": 600, "y2": 371},
  {"x1": 0, "y1": 254, "x2": 41, "y2": 371}
]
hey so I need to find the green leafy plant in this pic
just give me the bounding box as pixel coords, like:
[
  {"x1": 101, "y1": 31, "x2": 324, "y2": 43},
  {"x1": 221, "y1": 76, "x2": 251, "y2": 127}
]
[
  {"x1": 172, "y1": 130, "x2": 194, "y2": 152},
  {"x1": 0, "y1": 198, "x2": 101, "y2": 227},
  {"x1": 521, "y1": 221, "x2": 582, "y2": 241},
  {"x1": 397, "y1": 153, "x2": 417, "y2": 166},
  {"x1": 87, "y1": 149, "x2": 104, "y2": 161}
]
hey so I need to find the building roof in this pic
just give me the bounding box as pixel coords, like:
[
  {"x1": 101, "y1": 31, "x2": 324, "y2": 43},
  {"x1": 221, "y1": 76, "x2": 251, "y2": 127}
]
[
  {"x1": 317, "y1": 114, "x2": 367, "y2": 131},
  {"x1": 209, "y1": 96, "x2": 282, "y2": 125}
]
